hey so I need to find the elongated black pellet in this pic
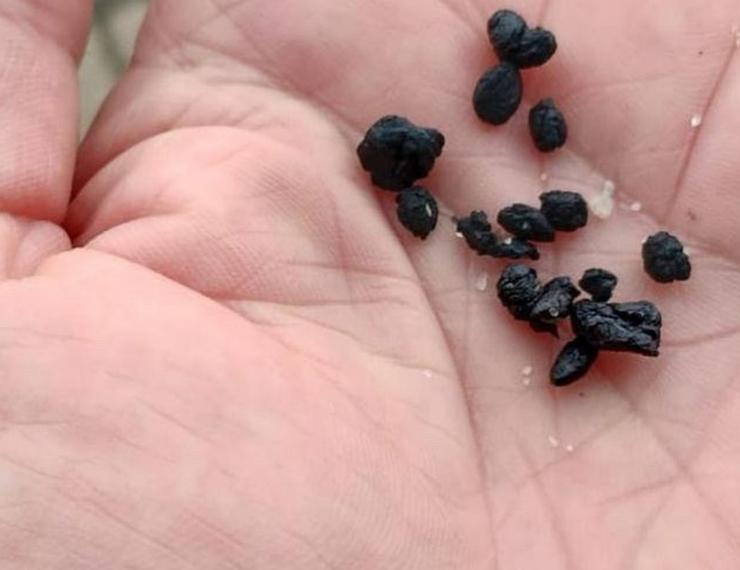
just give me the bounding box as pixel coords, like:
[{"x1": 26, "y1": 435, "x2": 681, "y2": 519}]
[
  {"x1": 529, "y1": 99, "x2": 567, "y2": 152},
  {"x1": 497, "y1": 203, "x2": 555, "y2": 242},
  {"x1": 551, "y1": 338, "x2": 599, "y2": 387},
  {"x1": 473, "y1": 63, "x2": 523, "y2": 125},
  {"x1": 396, "y1": 187, "x2": 438, "y2": 239}
]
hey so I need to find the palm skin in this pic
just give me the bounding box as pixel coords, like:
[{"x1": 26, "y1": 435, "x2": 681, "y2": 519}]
[{"x1": 2, "y1": 0, "x2": 740, "y2": 567}]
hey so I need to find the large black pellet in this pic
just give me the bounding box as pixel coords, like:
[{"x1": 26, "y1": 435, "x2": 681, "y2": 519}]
[
  {"x1": 579, "y1": 268, "x2": 618, "y2": 302},
  {"x1": 473, "y1": 63, "x2": 523, "y2": 125},
  {"x1": 497, "y1": 264, "x2": 541, "y2": 321},
  {"x1": 539, "y1": 190, "x2": 588, "y2": 231},
  {"x1": 530, "y1": 277, "x2": 581, "y2": 326},
  {"x1": 357, "y1": 115, "x2": 445, "y2": 191},
  {"x1": 550, "y1": 337, "x2": 599, "y2": 387},
  {"x1": 642, "y1": 232, "x2": 692, "y2": 283},
  {"x1": 571, "y1": 300, "x2": 662, "y2": 357},
  {"x1": 487, "y1": 10, "x2": 558, "y2": 69},
  {"x1": 395, "y1": 187, "x2": 438, "y2": 240},
  {"x1": 529, "y1": 99, "x2": 567, "y2": 152},
  {"x1": 457, "y1": 211, "x2": 498, "y2": 255},
  {"x1": 491, "y1": 237, "x2": 540, "y2": 260},
  {"x1": 497, "y1": 203, "x2": 555, "y2": 242}
]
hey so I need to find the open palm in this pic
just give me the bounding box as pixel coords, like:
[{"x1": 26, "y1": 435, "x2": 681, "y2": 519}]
[{"x1": 2, "y1": 0, "x2": 740, "y2": 567}]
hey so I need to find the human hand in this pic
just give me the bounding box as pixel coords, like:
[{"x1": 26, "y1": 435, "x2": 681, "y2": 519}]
[{"x1": 2, "y1": 0, "x2": 740, "y2": 567}]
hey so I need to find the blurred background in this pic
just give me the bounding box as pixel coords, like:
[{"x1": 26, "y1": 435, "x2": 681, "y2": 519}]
[{"x1": 80, "y1": 0, "x2": 149, "y2": 133}]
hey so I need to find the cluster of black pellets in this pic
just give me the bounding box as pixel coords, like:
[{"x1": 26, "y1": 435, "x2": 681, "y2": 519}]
[
  {"x1": 496, "y1": 265, "x2": 578, "y2": 336},
  {"x1": 454, "y1": 190, "x2": 589, "y2": 262},
  {"x1": 357, "y1": 115, "x2": 445, "y2": 240},
  {"x1": 498, "y1": 265, "x2": 663, "y2": 386},
  {"x1": 474, "y1": 10, "x2": 567, "y2": 152},
  {"x1": 354, "y1": 9, "x2": 693, "y2": 388},
  {"x1": 456, "y1": 210, "x2": 540, "y2": 260}
]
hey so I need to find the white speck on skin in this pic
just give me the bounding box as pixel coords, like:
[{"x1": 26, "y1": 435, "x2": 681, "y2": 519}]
[
  {"x1": 690, "y1": 114, "x2": 703, "y2": 128},
  {"x1": 630, "y1": 201, "x2": 643, "y2": 212},
  {"x1": 590, "y1": 193, "x2": 615, "y2": 219},
  {"x1": 422, "y1": 370, "x2": 433, "y2": 378},
  {"x1": 548, "y1": 435, "x2": 560, "y2": 448},
  {"x1": 566, "y1": 444, "x2": 575, "y2": 453},
  {"x1": 684, "y1": 246, "x2": 693, "y2": 256},
  {"x1": 590, "y1": 180, "x2": 617, "y2": 219},
  {"x1": 475, "y1": 271, "x2": 489, "y2": 292},
  {"x1": 641, "y1": 236, "x2": 648, "y2": 245},
  {"x1": 540, "y1": 172, "x2": 549, "y2": 182},
  {"x1": 455, "y1": 231, "x2": 464, "y2": 239},
  {"x1": 522, "y1": 365, "x2": 533, "y2": 376},
  {"x1": 522, "y1": 377, "x2": 531, "y2": 386}
]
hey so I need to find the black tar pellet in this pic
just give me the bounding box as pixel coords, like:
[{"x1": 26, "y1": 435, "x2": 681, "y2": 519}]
[
  {"x1": 487, "y1": 10, "x2": 558, "y2": 69},
  {"x1": 491, "y1": 237, "x2": 540, "y2": 260},
  {"x1": 497, "y1": 264, "x2": 541, "y2": 321},
  {"x1": 642, "y1": 232, "x2": 692, "y2": 283},
  {"x1": 357, "y1": 115, "x2": 445, "y2": 191},
  {"x1": 539, "y1": 190, "x2": 588, "y2": 232},
  {"x1": 579, "y1": 268, "x2": 618, "y2": 302},
  {"x1": 395, "y1": 187, "x2": 438, "y2": 240},
  {"x1": 530, "y1": 277, "x2": 581, "y2": 327},
  {"x1": 473, "y1": 63, "x2": 523, "y2": 125},
  {"x1": 550, "y1": 337, "x2": 599, "y2": 387},
  {"x1": 529, "y1": 99, "x2": 568, "y2": 152},
  {"x1": 457, "y1": 211, "x2": 498, "y2": 255},
  {"x1": 571, "y1": 300, "x2": 662, "y2": 357},
  {"x1": 497, "y1": 203, "x2": 555, "y2": 242}
]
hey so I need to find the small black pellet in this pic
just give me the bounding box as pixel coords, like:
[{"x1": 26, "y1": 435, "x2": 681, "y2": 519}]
[
  {"x1": 579, "y1": 268, "x2": 618, "y2": 302},
  {"x1": 491, "y1": 237, "x2": 540, "y2": 260},
  {"x1": 497, "y1": 203, "x2": 555, "y2": 242},
  {"x1": 457, "y1": 211, "x2": 498, "y2": 255},
  {"x1": 529, "y1": 99, "x2": 567, "y2": 152},
  {"x1": 357, "y1": 115, "x2": 445, "y2": 191},
  {"x1": 571, "y1": 300, "x2": 662, "y2": 357},
  {"x1": 487, "y1": 10, "x2": 558, "y2": 69},
  {"x1": 642, "y1": 232, "x2": 692, "y2": 283},
  {"x1": 550, "y1": 337, "x2": 599, "y2": 387},
  {"x1": 497, "y1": 264, "x2": 541, "y2": 321},
  {"x1": 487, "y1": 10, "x2": 527, "y2": 59},
  {"x1": 473, "y1": 63, "x2": 523, "y2": 125},
  {"x1": 539, "y1": 190, "x2": 588, "y2": 231},
  {"x1": 530, "y1": 277, "x2": 581, "y2": 326},
  {"x1": 395, "y1": 187, "x2": 438, "y2": 239}
]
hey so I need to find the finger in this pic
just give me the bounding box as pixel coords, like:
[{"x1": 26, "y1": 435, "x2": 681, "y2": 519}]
[{"x1": 0, "y1": 0, "x2": 93, "y2": 222}]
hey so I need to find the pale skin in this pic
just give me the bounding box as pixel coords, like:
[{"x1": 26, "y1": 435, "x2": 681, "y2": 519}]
[{"x1": 1, "y1": 0, "x2": 740, "y2": 567}]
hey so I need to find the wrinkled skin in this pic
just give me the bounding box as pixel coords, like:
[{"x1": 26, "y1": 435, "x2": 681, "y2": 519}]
[{"x1": 2, "y1": 0, "x2": 740, "y2": 568}]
